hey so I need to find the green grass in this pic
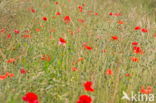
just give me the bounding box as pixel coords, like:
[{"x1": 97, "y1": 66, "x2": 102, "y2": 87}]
[{"x1": 0, "y1": 0, "x2": 156, "y2": 103}]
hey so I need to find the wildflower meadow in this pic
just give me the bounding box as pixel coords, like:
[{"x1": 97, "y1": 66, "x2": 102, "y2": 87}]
[{"x1": 0, "y1": 0, "x2": 156, "y2": 103}]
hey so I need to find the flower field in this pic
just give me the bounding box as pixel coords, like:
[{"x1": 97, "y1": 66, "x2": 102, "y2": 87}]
[{"x1": 0, "y1": 0, "x2": 156, "y2": 103}]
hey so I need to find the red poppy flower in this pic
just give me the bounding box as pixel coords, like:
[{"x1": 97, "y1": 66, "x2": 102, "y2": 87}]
[
  {"x1": 14, "y1": 30, "x2": 20, "y2": 34},
  {"x1": 0, "y1": 28, "x2": 5, "y2": 33},
  {"x1": 78, "y1": 6, "x2": 83, "y2": 9},
  {"x1": 0, "y1": 72, "x2": 14, "y2": 80},
  {"x1": 72, "y1": 67, "x2": 78, "y2": 71},
  {"x1": 94, "y1": 12, "x2": 98, "y2": 15},
  {"x1": 54, "y1": 1, "x2": 59, "y2": 5},
  {"x1": 84, "y1": 81, "x2": 94, "y2": 92},
  {"x1": 0, "y1": 75, "x2": 7, "y2": 80},
  {"x1": 64, "y1": 16, "x2": 71, "y2": 24},
  {"x1": 59, "y1": 37, "x2": 67, "y2": 45},
  {"x1": 36, "y1": 28, "x2": 41, "y2": 32},
  {"x1": 118, "y1": 20, "x2": 124, "y2": 24},
  {"x1": 20, "y1": 68, "x2": 27, "y2": 74},
  {"x1": 22, "y1": 35, "x2": 31, "y2": 38},
  {"x1": 77, "y1": 95, "x2": 92, "y2": 103},
  {"x1": 141, "y1": 28, "x2": 148, "y2": 33},
  {"x1": 132, "y1": 42, "x2": 138, "y2": 45},
  {"x1": 31, "y1": 8, "x2": 36, "y2": 13},
  {"x1": 134, "y1": 26, "x2": 141, "y2": 30},
  {"x1": 42, "y1": 17, "x2": 48, "y2": 21},
  {"x1": 112, "y1": 36, "x2": 118, "y2": 40},
  {"x1": 133, "y1": 46, "x2": 142, "y2": 54},
  {"x1": 8, "y1": 73, "x2": 14, "y2": 77},
  {"x1": 84, "y1": 45, "x2": 93, "y2": 50},
  {"x1": 55, "y1": 12, "x2": 61, "y2": 15},
  {"x1": 6, "y1": 58, "x2": 16, "y2": 63},
  {"x1": 106, "y1": 69, "x2": 113, "y2": 75},
  {"x1": 78, "y1": 6, "x2": 83, "y2": 12},
  {"x1": 125, "y1": 73, "x2": 131, "y2": 77},
  {"x1": 140, "y1": 86, "x2": 153, "y2": 94},
  {"x1": 22, "y1": 92, "x2": 39, "y2": 103},
  {"x1": 109, "y1": 12, "x2": 113, "y2": 15},
  {"x1": 7, "y1": 34, "x2": 11, "y2": 39},
  {"x1": 131, "y1": 57, "x2": 139, "y2": 62},
  {"x1": 41, "y1": 55, "x2": 51, "y2": 62},
  {"x1": 78, "y1": 57, "x2": 84, "y2": 62},
  {"x1": 5, "y1": 72, "x2": 14, "y2": 78}
]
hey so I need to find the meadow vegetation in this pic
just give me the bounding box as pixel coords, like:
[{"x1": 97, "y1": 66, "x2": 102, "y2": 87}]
[{"x1": 0, "y1": 0, "x2": 155, "y2": 103}]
